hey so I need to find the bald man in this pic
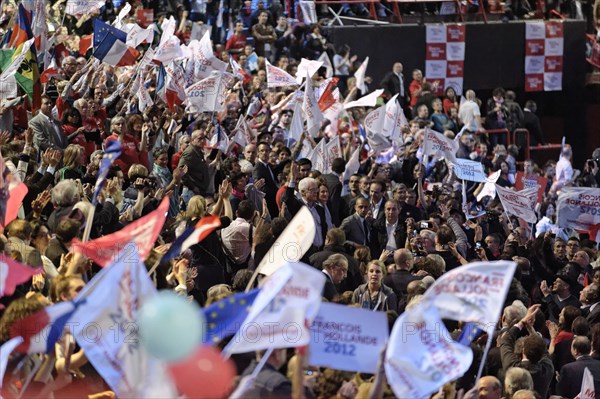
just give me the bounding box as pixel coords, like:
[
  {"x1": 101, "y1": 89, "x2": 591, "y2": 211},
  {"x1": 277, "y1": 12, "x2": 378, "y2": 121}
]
[
  {"x1": 383, "y1": 248, "x2": 420, "y2": 298},
  {"x1": 477, "y1": 376, "x2": 502, "y2": 399}
]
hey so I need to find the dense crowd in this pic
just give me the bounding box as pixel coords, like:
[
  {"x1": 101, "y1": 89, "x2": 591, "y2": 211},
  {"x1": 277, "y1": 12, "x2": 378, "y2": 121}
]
[{"x1": 1, "y1": 0, "x2": 600, "y2": 398}]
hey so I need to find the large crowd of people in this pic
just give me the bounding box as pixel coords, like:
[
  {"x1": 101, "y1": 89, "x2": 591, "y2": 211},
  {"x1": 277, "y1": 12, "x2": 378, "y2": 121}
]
[{"x1": 1, "y1": 0, "x2": 600, "y2": 398}]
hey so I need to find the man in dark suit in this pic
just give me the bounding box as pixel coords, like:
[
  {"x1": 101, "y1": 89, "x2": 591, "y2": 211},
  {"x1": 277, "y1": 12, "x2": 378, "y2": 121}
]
[
  {"x1": 556, "y1": 336, "x2": 600, "y2": 399},
  {"x1": 523, "y1": 100, "x2": 546, "y2": 146},
  {"x1": 321, "y1": 158, "x2": 345, "y2": 226},
  {"x1": 383, "y1": 249, "x2": 420, "y2": 298},
  {"x1": 340, "y1": 197, "x2": 371, "y2": 248},
  {"x1": 582, "y1": 284, "x2": 600, "y2": 326},
  {"x1": 369, "y1": 181, "x2": 386, "y2": 222},
  {"x1": 380, "y1": 62, "x2": 408, "y2": 107},
  {"x1": 370, "y1": 200, "x2": 405, "y2": 260},
  {"x1": 252, "y1": 141, "x2": 279, "y2": 218},
  {"x1": 29, "y1": 95, "x2": 68, "y2": 151},
  {"x1": 321, "y1": 253, "x2": 348, "y2": 301},
  {"x1": 341, "y1": 174, "x2": 362, "y2": 219},
  {"x1": 281, "y1": 165, "x2": 330, "y2": 252},
  {"x1": 309, "y1": 228, "x2": 362, "y2": 293}
]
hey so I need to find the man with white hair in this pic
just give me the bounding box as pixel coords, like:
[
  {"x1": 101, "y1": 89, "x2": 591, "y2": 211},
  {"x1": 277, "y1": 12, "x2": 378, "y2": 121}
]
[
  {"x1": 458, "y1": 89, "x2": 484, "y2": 132},
  {"x1": 282, "y1": 164, "x2": 331, "y2": 250},
  {"x1": 551, "y1": 144, "x2": 573, "y2": 194}
]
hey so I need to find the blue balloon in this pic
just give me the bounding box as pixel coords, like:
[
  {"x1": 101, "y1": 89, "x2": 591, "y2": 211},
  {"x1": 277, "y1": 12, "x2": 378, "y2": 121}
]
[{"x1": 137, "y1": 290, "x2": 205, "y2": 362}]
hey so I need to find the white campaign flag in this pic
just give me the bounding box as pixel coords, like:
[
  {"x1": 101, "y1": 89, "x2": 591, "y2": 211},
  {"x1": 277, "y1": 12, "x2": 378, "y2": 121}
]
[
  {"x1": 208, "y1": 125, "x2": 230, "y2": 152},
  {"x1": 224, "y1": 262, "x2": 325, "y2": 354},
  {"x1": 71, "y1": 248, "x2": 177, "y2": 398},
  {"x1": 476, "y1": 170, "x2": 502, "y2": 202},
  {"x1": 318, "y1": 52, "x2": 334, "y2": 78},
  {"x1": 364, "y1": 106, "x2": 391, "y2": 154},
  {"x1": 421, "y1": 261, "x2": 516, "y2": 334},
  {"x1": 185, "y1": 71, "x2": 232, "y2": 113},
  {"x1": 66, "y1": 0, "x2": 105, "y2": 16},
  {"x1": 257, "y1": 207, "x2": 316, "y2": 276},
  {"x1": 288, "y1": 100, "x2": 304, "y2": 143},
  {"x1": 266, "y1": 59, "x2": 299, "y2": 88},
  {"x1": 153, "y1": 36, "x2": 183, "y2": 65},
  {"x1": 126, "y1": 24, "x2": 154, "y2": 48},
  {"x1": 113, "y1": 2, "x2": 131, "y2": 28},
  {"x1": 423, "y1": 128, "x2": 458, "y2": 163},
  {"x1": 575, "y1": 367, "x2": 595, "y2": 399},
  {"x1": 354, "y1": 56, "x2": 369, "y2": 93},
  {"x1": 385, "y1": 304, "x2": 473, "y2": 399},
  {"x1": 343, "y1": 89, "x2": 383, "y2": 110},
  {"x1": 382, "y1": 94, "x2": 407, "y2": 144},
  {"x1": 198, "y1": 31, "x2": 228, "y2": 75},
  {"x1": 325, "y1": 136, "x2": 342, "y2": 163},
  {"x1": 342, "y1": 146, "x2": 361, "y2": 187},
  {"x1": 495, "y1": 185, "x2": 537, "y2": 224},
  {"x1": 231, "y1": 117, "x2": 254, "y2": 147},
  {"x1": 136, "y1": 74, "x2": 153, "y2": 112},
  {"x1": 303, "y1": 75, "x2": 323, "y2": 137},
  {"x1": 557, "y1": 187, "x2": 600, "y2": 241},
  {"x1": 299, "y1": 0, "x2": 318, "y2": 24},
  {"x1": 308, "y1": 137, "x2": 328, "y2": 174},
  {"x1": 295, "y1": 58, "x2": 323, "y2": 84}
]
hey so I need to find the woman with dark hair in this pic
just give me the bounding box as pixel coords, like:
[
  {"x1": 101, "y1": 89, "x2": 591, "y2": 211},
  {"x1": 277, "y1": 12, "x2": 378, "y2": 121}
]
[
  {"x1": 443, "y1": 86, "x2": 459, "y2": 115},
  {"x1": 547, "y1": 305, "x2": 582, "y2": 373},
  {"x1": 492, "y1": 159, "x2": 513, "y2": 188},
  {"x1": 62, "y1": 107, "x2": 96, "y2": 160}
]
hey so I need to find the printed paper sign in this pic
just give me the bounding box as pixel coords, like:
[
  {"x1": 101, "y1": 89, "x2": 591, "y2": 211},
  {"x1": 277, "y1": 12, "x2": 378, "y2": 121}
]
[{"x1": 309, "y1": 303, "x2": 388, "y2": 374}]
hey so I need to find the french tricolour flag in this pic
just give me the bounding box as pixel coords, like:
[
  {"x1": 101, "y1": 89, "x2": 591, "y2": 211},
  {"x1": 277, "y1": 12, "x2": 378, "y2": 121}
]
[
  {"x1": 93, "y1": 31, "x2": 139, "y2": 67},
  {"x1": 10, "y1": 300, "x2": 83, "y2": 354},
  {"x1": 0, "y1": 256, "x2": 42, "y2": 298},
  {"x1": 162, "y1": 215, "x2": 221, "y2": 262}
]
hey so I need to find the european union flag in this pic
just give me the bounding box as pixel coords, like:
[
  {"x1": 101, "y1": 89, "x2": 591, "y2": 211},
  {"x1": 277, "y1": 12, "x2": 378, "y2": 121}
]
[
  {"x1": 202, "y1": 289, "x2": 260, "y2": 345},
  {"x1": 93, "y1": 19, "x2": 126, "y2": 50},
  {"x1": 93, "y1": 31, "x2": 123, "y2": 63},
  {"x1": 457, "y1": 322, "x2": 482, "y2": 346},
  {"x1": 92, "y1": 140, "x2": 121, "y2": 205}
]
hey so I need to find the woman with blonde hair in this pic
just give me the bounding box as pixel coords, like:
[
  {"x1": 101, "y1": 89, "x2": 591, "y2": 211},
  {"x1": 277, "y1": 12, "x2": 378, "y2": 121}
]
[
  {"x1": 351, "y1": 260, "x2": 398, "y2": 312},
  {"x1": 56, "y1": 144, "x2": 85, "y2": 181},
  {"x1": 178, "y1": 181, "x2": 234, "y2": 305}
]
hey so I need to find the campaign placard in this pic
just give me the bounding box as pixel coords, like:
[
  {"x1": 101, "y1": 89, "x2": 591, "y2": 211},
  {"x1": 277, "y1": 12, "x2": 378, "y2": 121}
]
[{"x1": 309, "y1": 303, "x2": 388, "y2": 374}]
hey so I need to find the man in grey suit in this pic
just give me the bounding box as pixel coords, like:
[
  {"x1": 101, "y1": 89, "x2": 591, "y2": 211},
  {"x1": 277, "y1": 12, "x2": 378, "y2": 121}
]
[
  {"x1": 29, "y1": 95, "x2": 67, "y2": 151},
  {"x1": 340, "y1": 197, "x2": 371, "y2": 248}
]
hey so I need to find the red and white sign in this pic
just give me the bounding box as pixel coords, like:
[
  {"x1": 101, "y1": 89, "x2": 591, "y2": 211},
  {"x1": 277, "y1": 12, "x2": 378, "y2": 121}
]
[
  {"x1": 425, "y1": 24, "x2": 465, "y2": 96},
  {"x1": 525, "y1": 21, "x2": 563, "y2": 92},
  {"x1": 514, "y1": 171, "x2": 548, "y2": 204}
]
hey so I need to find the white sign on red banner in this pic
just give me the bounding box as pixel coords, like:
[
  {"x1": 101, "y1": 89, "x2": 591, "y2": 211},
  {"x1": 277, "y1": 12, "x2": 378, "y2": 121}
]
[
  {"x1": 525, "y1": 21, "x2": 564, "y2": 92},
  {"x1": 425, "y1": 24, "x2": 465, "y2": 96}
]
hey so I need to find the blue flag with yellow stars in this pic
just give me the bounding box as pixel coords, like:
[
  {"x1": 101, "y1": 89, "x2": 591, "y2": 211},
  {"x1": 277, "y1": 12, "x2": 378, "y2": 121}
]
[
  {"x1": 93, "y1": 19, "x2": 127, "y2": 50},
  {"x1": 202, "y1": 288, "x2": 260, "y2": 345},
  {"x1": 457, "y1": 322, "x2": 482, "y2": 346}
]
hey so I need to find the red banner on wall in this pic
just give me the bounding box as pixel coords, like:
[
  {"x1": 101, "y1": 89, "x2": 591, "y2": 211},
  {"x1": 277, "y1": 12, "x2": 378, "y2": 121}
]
[{"x1": 525, "y1": 21, "x2": 564, "y2": 92}]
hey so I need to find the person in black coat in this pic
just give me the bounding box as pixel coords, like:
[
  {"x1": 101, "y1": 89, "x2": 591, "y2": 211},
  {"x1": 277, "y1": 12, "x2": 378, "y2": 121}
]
[
  {"x1": 556, "y1": 336, "x2": 600, "y2": 399},
  {"x1": 379, "y1": 62, "x2": 408, "y2": 107},
  {"x1": 252, "y1": 142, "x2": 279, "y2": 218},
  {"x1": 321, "y1": 254, "x2": 348, "y2": 301},
  {"x1": 309, "y1": 228, "x2": 363, "y2": 293},
  {"x1": 383, "y1": 249, "x2": 420, "y2": 298},
  {"x1": 523, "y1": 100, "x2": 546, "y2": 145},
  {"x1": 321, "y1": 158, "x2": 345, "y2": 227}
]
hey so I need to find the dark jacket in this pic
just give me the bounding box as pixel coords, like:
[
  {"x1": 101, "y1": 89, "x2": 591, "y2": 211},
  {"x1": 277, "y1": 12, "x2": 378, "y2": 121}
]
[
  {"x1": 499, "y1": 325, "x2": 554, "y2": 399},
  {"x1": 309, "y1": 244, "x2": 362, "y2": 293},
  {"x1": 240, "y1": 359, "x2": 314, "y2": 399},
  {"x1": 556, "y1": 355, "x2": 600, "y2": 399},
  {"x1": 178, "y1": 145, "x2": 209, "y2": 196},
  {"x1": 383, "y1": 269, "x2": 420, "y2": 298},
  {"x1": 369, "y1": 217, "x2": 405, "y2": 260}
]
